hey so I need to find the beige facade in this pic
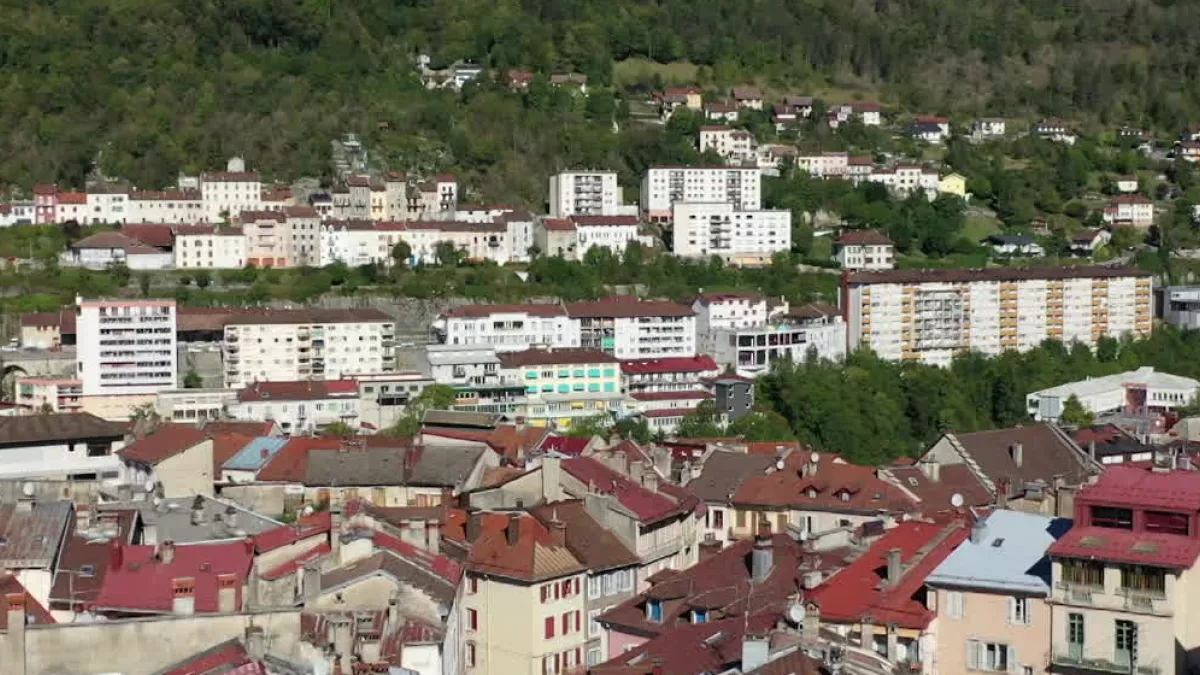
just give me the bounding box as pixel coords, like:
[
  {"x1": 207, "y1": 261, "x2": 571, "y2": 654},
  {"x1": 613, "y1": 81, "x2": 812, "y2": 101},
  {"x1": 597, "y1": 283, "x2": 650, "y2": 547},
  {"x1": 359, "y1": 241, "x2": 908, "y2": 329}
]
[
  {"x1": 933, "y1": 588, "x2": 1051, "y2": 675},
  {"x1": 463, "y1": 572, "x2": 588, "y2": 675}
]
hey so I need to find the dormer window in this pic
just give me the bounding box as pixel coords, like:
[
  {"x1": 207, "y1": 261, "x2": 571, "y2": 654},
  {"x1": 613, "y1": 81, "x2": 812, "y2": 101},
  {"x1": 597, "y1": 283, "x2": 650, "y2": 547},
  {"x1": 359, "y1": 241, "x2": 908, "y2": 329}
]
[
  {"x1": 646, "y1": 599, "x2": 664, "y2": 623},
  {"x1": 806, "y1": 488, "x2": 817, "y2": 499},
  {"x1": 691, "y1": 609, "x2": 709, "y2": 624},
  {"x1": 838, "y1": 491, "x2": 851, "y2": 503}
]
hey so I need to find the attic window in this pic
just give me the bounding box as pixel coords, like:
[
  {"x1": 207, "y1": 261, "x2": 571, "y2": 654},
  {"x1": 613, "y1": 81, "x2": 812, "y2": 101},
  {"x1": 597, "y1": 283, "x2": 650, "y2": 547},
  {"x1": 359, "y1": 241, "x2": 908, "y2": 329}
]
[
  {"x1": 79, "y1": 564, "x2": 96, "y2": 578},
  {"x1": 646, "y1": 599, "x2": 664, "y2": 623},
  {"x1": 907, "y1": 477, "x2": 919, "y2": 487},
  {"x1": 806, "y1": 488, "x2": 817, "y2": 499},
  {"x1": 839, "y1": 491, "x2": 851, "y2": 503},
  {"x1": 691, "y1": 609, "x2": 709, "y2": 624},
  {"x1": 991, "y1": 538, "x2": 1005, "y2": 548}
]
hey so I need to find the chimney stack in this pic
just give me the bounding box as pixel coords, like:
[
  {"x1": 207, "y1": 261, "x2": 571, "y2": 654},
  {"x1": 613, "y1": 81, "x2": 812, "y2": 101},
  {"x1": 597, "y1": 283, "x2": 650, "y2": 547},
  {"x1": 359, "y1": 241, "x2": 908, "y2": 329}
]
[
  {"x1": 160, "y1": 540, "x2": 177, "y2": 565},
  {"x1": 919, "y1": 457, "x2": 940, "y2": 482},
  {"x1": 548, "y1": 510, "x2": 566, "y2": 548},
  {"x1": 191, "y1": 495, "x2": 205, "y2": 526},
  {"x1": 110, "y1": 538, "x2": 124, "y2": 570},
  {"x1": 506, "y1": 515, "x2": 521, "y2": 547},
  {"x1": 750, "y1": 520, "x2": 774, "y2": 583},
  {"x1": 886, "y1": 548, "x2": 902, "y2": 587},
  {"x1": 970, "y1": 512, "x2": 988, "y2": 544},
  {"x1": 741, "y1": 634, "x2": 770, "y2": 672},
  {"x1": 245, "y1": 625, "x2": 266, "y2": 661},
  {"x1": 1010, "y1": 443, "x2": 1023, "y2": 468}
]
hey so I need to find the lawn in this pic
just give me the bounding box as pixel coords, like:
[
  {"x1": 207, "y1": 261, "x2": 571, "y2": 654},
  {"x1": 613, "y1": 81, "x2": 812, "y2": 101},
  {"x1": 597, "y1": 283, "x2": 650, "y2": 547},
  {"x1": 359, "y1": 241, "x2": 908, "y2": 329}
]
[
  {"x1": 964, "y1": 215, "x2": 1003, "y2": 242},
  {"x1": 614, "y1": 59, "x2": 699, "y2": 87}
]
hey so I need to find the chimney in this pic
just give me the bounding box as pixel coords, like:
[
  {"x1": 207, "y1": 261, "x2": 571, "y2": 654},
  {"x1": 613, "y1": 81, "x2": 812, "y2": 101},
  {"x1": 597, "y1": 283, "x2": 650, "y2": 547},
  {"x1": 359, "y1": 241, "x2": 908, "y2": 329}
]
[
  {"x1": 919, "y1": 457, "x2": 940, "y2": 482},
  {"x1": 303, "y1": 562, "x2": 322, "y2": 601},
  {"x1": 741, "y1": 634, "x2": 770, "y2": 672},
  {"x1": 886, "y1": 548, "x2": 902, "y2": 587},
  {"x1": 466, "y1": 513, "x2": 482, "y2": 543},
  {"x1": 159, "y1": 540, "x2": 177, "y2": 565},
  {"x1": 750, "y1": 520, "x2": 774, "y2": 583},
  {"x1": 506, "y1": 515, "x2": 521, "y2": 547},
  {"x1": 225, "y1": 505, "x2": 238, "y2": 530},
  {"x1": 970, "y1": 513, "x2": 988, "y2": 544},
  {"x1": 388, "y1": 596, "x2": 400, "y2": 629},
  {"x1": 245, "y1": 625, "x2": 266, "y2": 661},
  {"x1": 110, "y1": 539, "x2": 124, "y2": 570},
  {"x1": 548, "y1": 513, "x2": 566, "y2": 548},
  {"x1": 1010, "y1": 443, "x2": 1023, "y2": 468},
  {"x1": 997, "y1": 478, "x2": 1009, "y2": 509},
  {"x1": 1088, "y1": 441, "x2": 1097, "y2": 461},
  {"x1": 643, "y1": 470, "x2": 659, "y2": 493},
  {"x1": 330, "y1": 615, "x2": 353, "y2": 666},
  {"x1": 191, "y1": 495, "x2": 205, "y2": 526},
  {"x1": 802, "y1": 603, "x2": 820, "y2": 639},
  {"x1": 699, "y1": 534, "x2": 722, "y2": 563}
]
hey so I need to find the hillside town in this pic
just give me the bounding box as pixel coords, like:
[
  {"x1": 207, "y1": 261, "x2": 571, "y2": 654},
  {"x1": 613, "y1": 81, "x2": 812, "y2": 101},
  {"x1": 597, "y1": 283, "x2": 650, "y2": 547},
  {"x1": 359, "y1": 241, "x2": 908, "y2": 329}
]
[{"x1": 5, "y1": 80, "x2": 1200, "y2": 675}]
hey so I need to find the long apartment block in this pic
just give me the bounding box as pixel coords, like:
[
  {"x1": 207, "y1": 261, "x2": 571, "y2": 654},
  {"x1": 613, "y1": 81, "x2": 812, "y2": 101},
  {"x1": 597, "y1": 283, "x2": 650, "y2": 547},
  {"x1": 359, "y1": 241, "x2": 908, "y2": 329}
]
[{"x1": 842, "y1": 266, "x2": 1153, "y2": 366}]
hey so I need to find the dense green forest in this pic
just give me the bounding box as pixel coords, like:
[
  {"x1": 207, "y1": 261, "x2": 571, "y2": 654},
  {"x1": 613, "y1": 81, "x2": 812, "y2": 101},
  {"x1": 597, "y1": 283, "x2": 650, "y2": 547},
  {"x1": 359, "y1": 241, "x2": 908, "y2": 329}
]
[
  {"x1": 5, "y1": 0, "x2": 1200, "y2": 201},
  {"x1": 750, "y1": 328, "x2": 1200, "y2": 464}
]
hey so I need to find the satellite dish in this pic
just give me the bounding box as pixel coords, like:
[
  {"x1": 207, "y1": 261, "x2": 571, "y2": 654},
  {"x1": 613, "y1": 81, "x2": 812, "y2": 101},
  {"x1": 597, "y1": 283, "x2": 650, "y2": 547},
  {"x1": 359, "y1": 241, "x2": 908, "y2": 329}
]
[
  {"x1": 775, "y1": 458, "x2": 785, "y2": 471},
  {"x1": 810, "y1": 451, "x2": 820, "y2": 464},
  {"x1": 144, "y1": 479, "x2": 157, "y2": 494},
  {"x1": 788, "y1": 602, "x2": 807, "y2": 624},
  {"x1": 302, "y1": 505, "x2": 315, "y2": 516},
  {"x1": 950, "y1": 493, "x2": 965, "y2": 508},
  {"x1": 20, "y1": 482, "x2": 34, "y2": 498}
]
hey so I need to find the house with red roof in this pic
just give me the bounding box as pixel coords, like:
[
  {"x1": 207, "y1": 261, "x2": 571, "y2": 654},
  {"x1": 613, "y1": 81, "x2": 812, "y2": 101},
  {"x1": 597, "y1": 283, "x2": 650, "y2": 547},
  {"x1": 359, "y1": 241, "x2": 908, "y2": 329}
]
[
  {"x1": 834, "y1": 229, "x2": 895, "y2": 271},
  {"x1": 93, "y1": 539, "x2": 254, "y2": 616},
  {"x1": 228, "y1": 380, "x2": 362, "y2": 435},
  {"x1": 1103, "y1": 193, "x2": 1155, "y2": 228},
  {"x1": 118, "y1": 424, "x2": 217, "y2": 499},
  {"x1": 1047, "y1": 464, "x2": 1200, "y2": 675},
  {"x1": 805, "y1": 519, "x2": 967, "y2": 669}
]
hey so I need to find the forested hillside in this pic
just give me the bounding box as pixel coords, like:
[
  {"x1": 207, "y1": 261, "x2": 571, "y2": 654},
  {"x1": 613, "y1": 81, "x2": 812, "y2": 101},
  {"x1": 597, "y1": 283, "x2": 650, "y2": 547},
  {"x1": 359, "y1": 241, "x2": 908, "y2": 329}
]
[{"x1": 4, "y1": 0, "x2": 1200, "y2": 194}]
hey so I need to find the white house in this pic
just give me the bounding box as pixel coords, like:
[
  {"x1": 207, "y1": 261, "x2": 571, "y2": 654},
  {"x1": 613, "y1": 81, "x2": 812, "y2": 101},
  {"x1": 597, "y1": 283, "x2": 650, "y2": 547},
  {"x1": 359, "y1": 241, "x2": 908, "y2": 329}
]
[
  {"x1": 707, "y1": 303, "x2": 847, "y2": 377},
  {"x1": 1027, "y1": 367, "x2": 1199, "y2": 423},
  {"x1": 61, "y1": 231, "x2": 173, "y2": 270},
  {"x1": 691, "y1": 293, "x2": 780, "y2": 335},
  {"x1": 986, "y1": 234, "x2": 1045, "y2": 258},
  {"x1": 731, "y1": 87, "x2": 763, "y2": 110},
  {"x1": 1033, "y1": 120, "x2": 1077, "y2": 145},
  {"x1": 1103, "y1": 194, "x2": 1154, "y2": 228},
  {"x1": 1070, "y1": 229, "x2": 1111, "y2": 257},
  {"x1": 867, "y1": 165, "x2": 940, "y2": 199},
  {"x1": 670, "y1": 202, "x2": 791, "y2": 265},
  {"x1": 85, "y1": 186, "x2": 130, "y2": 224},
  {"x1": 228, "y1": 380, "x2": 362, "y2": 435},
  {"x1": 851, "y1": 102, "x2": 883, "y2": 126},
  {"x1": 795, "y1": 152, "x2": 849, "y2": 179},
  {"x1": 127, "y1": 190, "x2": 204, "y2": 224},
  {"x1": 174, "y1": 225, "x2": 248, "y2": 269},
  {"x1": 1113, "y1": 176, "x2": 1140, "y2": 194},
  {"x1": 318, "y1": 221, "x2": 386, "y2": 267},
  {"x1": 911, "y1": 116, "x2": 951, "y2": 143},
  {"x1": 971, "y1": 119, "x2": 1006, "y2": 141},
  {"x1": 0, "y1": 413, "x2": 126, "y2": 480},
  {"x1": 430, "y1": 303, "x2": 577, "y2": 352},
  {"x1": 698, "y1": 127, "x2": 756, "y2": 164},
  {"x1": 833, "y1": 230, "x2": 895, "y2": 270},
  {"x1": 201, "y1": 158, "x2": 263, "y2": 222}
]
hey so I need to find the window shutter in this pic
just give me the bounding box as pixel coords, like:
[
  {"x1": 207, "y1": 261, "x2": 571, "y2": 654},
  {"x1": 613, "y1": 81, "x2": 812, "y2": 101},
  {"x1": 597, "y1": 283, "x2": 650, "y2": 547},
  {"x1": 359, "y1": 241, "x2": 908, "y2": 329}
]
[
  {"x1": 1007, "y1": 646, "x2": 1018, "y2": 673},
  {"x1": 966, "y1": 640, "x2": 980, "y2": 670},
  {"x1": 959, "y1": 592, "x2": 966, "y2": 619},
  {"x1": 562, "y1": 612, "x2": 570, "y2": 634},
  {"x1": 544, "y1": 616, "x2": 554, "y2": 639},
  {"x1": 575, "y1": 610, "x2": 582, "y2": 633},
  {"x1": 1006, "y1": 597, "x2": 1015, "y2": 624},
  {"x1": 575, "y1": 578, "x2": 581, "y2": 595}
]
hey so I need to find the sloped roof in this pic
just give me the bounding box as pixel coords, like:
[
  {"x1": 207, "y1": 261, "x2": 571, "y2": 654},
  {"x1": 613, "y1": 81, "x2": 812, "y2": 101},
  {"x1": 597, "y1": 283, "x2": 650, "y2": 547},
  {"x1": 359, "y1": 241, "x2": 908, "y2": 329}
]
[
  {"x1": 529, "y1": 500, "x2": 640, "y2": 572},
  {"x1": 121, "y1": 224, "x2": 176, "y2": 249},
  {"x1": 119, "y1": 426, "x2": 209, "y2": 466},
  {"x1": 687, "y1": 451, "x2": 776, "y2": 503},
  {"x1": 440, "y1": 303, "x2": 566, "y2": 319},
  {"x1": 835, "y1": 230, "x2": 893, "y2": 246},
  {"x1": 928, "y1": 510, "x2": 1068, "y2": 594},
  {"x1": 1050, "y1": 525, "x2": 1200, "y2": 569},
  {"x1": 942, "y1": 424, "x2": 1097, "y2": 490},
  {"x1": 0, "y1": 413, "x2": 125, "y2": 446},
  {"x1": 561, "y1": 457, "x2": 695, "y2": 525},
  {"x1": 237, "y1": 379, "x2": 358, "y2": 402},
  {"x1": 621, "y1": 355, "x2": 719, "y2": 375},
  {"x1": 320, "y1": 547, "x2": 459, "y2": 607},
  {"x1": 565, "y1": 296, "x2": 694, "y2": 319},
  {"x1": 453, "y1": 512, "x2": 585, "y2": 582},
  {"x1": 70, "y1": 231, "x2": 161, "y2": 254},
  {"x1": 95, "y1": 540, "x2": 253, "y2": 614},
  {"x1": 0, "y1": 574, "x2": 55, "y2": 629},
  {"x1": 498, "y1": 348, "x2": 619, "y2": 368},
  {"x1": 732, "y1": 451, "x2": 917, "y2": 514},
  {"x1": 0, "y1": 501, "x2": 74, "y2": 569}
]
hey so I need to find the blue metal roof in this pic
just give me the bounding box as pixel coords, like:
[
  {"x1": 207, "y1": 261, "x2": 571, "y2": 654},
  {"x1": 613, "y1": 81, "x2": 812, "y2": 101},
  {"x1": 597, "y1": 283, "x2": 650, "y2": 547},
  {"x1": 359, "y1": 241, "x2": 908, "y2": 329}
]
[
  {"x1": 222, "y1": 436, "x2": 288, "y2": 471},
  {"x1": 926, "y1": 510, "x2": 1073, "y2": 595}
]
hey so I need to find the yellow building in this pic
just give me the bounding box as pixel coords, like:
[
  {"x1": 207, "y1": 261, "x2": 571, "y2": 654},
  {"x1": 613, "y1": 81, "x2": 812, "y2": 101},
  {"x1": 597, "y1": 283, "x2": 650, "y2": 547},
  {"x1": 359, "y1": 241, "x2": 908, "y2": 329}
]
[{"x1": 938, "y1": 172, "x2": 967, "y2": 198}]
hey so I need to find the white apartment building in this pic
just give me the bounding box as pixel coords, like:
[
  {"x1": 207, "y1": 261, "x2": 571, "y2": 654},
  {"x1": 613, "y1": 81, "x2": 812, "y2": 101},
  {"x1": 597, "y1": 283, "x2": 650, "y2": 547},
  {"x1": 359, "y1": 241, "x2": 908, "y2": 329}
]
[
  {"x1": 834, "y1": 230, "x2": 896, "y2": 270},
  {"x1": 402, "y1": 222, "x2": 513, "y2": 265},
  {"x1": 76, "y1": 297, "x2": 178, "y2": 396},
  {"x1": 708, "y1": 303, "x2": 848, "y2": 377},
  {"x1": 548, "y1": 171, "x2": 624, "y2": 218},
  {"x1": 867, "y1": 165, "x2": 940, "y2": 199},
  {"x1": 0, "y1": 202, "x2": 35, "y2": 226},
  {"x1": 155, "y1": 388, "x2": 240, "y2": 422},
  {"x1": 127, "y1": 190, "x2": 204, "y2": 224},
  {"x1": 691, "y1": 293, "x2": 780, "y2": 334},
  {"x1": 573, "y1": 216, "x2": 642, "y2": 258},
  {"x1": 426, "y1": 345, "x2": 502, "y2": 386},
  {"x1": 843, "y1": 266, "x2": 1154, "y2": 367},
  {"x1": 318, "y1": 221, "x2": 383, "y2": 267},
  {"x1": 670, "y1": 202, "x2": 791, "y2": 265},
  {"x1": 1103, "y1": 195, "x2": 1155, "y2": 228},
  {"x1": 228, "y1": 380, "x2": 361, "y2": 435},
  {"x1": 201, "y1": 158, "x2": 263, "y2": 222},
  {"x1": 794, "y1": 152, "x2": 850, "y2": 179},
  {"x1": 221, "y1": 309, "x2": 396, "y2": 387},
  {"x1": 174, "y1": 225, "x2": 248, "y2": 269},
  {"x1": 495, "y1": 348, "x2": 625, "y2": 428},
  {"x1": 640, "y1": 166, "x2": 761, "y2": 222},
  {"x1": 565, "y1": 297, "x2": 696, "y2": 359},
  {"x1": 85, "y1": 187, "x2": 130, "y2": 225},
  {"x1": 1027, "y1": 367, "x2": 1199, "y2": 423},
  {"x1": 698, "y1": 127, "x2": 756, "y2": 164},
  {"x1": 430, "y1": 304, "x2": 577, "y2": 351}
]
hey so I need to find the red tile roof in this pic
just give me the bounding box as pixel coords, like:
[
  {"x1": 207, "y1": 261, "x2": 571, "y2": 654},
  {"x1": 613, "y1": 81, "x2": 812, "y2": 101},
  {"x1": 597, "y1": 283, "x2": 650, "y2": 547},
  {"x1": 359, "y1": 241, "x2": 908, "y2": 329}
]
[
  {"x1": 95, "y1": 540, "x2": 253, "y2": 614},
  {"x1": 570, "y1": 215, "x2": 640, "y2": 227},
  {"x1": 57, "y1": 192, "x2": 87, "y2": 205},
  {"x1": 237, "y1": 379, "x2": 359, "y2": 403},
  {"x1": 158, "y1": 640, "x2": 257, "y2": 675},
  {"x1": 0, "y1": 574, "x2": 55, "y2": 628},
  {"x1": 732, "y1": 451, "x2": 917, "y2": 514},
  {"x1": 1050, "y1": 526, "x2": 1200, "y2": 568},
  {"x1": 422, "y1": 425, "x2": 547, "y2": 463},
  {"x1": 542, "y1": 218, "x2": 576, "y2": 231},
  {"x1": 806, "y1": 520, "x2": 966, "y2": 628},
  {"x1": 881, "y1": 463, "x2": 992, "y2": 513},
  {"x1": 541, "y1": 436, "x2": 592, "y2": 456},
  {"x1": 449, "y1": 511, "x2": 584, "y2": 582},
  {"x1": 33, "y1": 184, "x2": 58, "y2": 195},
  {"x1": 835, "y1": 229, "x2": 893, "y2": 246},
  {"x1": 70, "y1": 231, "x2": 162, "y2": 254},
  {"x1": 561, "y1": 457, "x2": 695, "y2": 525},
  {"x1": 1076, "y1": 464, "x2": 1200, "y2": 511},
  {"x1": 261, "y1": 543, "x2": 331, "y2": 581},
  {"x1": 565, "y1": 296, "x2": 695, "y2": 319},
  {"x1": 621, "y1": 355, "x2": 719, "y2": 375},
  {"x1": 252, "y1": 511, "x2": 332, "y2": 553},
  {"x1": 631, "y1": 391, "x2": 713, "y2": 402},
  {"x1": 440, "y1": 303, "x2": 566, "y2": 319},
  {"x1": 203, "y1": 172, "x2": 260, "y2": 182},
  {"x1": 1112, "y1": 194, "x2": 1152, "y2": 204},
  {"x1": 369, "y1": 529, "x2": 464, "y2": 585},
  {"x1": 119, "y1": 425, "x2": 209, "y2": 466},
  {"x1": 121, "y1": 224, "x2": 176, "y2": 249}
]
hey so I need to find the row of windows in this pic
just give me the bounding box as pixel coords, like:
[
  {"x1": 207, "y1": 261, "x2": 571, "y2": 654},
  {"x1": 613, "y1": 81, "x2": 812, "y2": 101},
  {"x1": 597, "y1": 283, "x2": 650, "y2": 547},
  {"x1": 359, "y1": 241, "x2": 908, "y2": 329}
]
[
  {"x1": 527, "y1": 383, "x2": 618, "y2": 394},
  {"x1": 526, "y1": 369, "x2": 616, "y2": 379}
]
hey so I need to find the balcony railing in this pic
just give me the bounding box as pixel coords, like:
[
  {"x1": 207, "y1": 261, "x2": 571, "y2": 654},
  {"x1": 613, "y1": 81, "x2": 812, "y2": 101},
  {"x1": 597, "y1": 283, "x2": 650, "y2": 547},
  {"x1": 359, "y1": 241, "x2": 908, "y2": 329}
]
[
  {"x1": 1056, "y1": 581, "x2": 1101, "y2": 605},
  {"x1": 1052, "y1": 652, "x2": 1160, "y2": 675},
  {"x1": 1118, "y1": 588, "x2": 1171, "y2": 615}
]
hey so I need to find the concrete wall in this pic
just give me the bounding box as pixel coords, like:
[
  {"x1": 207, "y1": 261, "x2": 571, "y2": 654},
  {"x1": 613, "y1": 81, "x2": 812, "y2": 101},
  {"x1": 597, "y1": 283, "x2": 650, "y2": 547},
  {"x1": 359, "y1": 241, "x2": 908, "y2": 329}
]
[
  {"x1": 1, "y1": 610, "x2": 303, "y2": 675},
  {"x1": 221, "y1": 484, "x2": 289, "y2": 517},
  {"x1": 463, "y1": 573, "x2": 588, "y2": 675},
  {"x1": 934, "y1": 588, "x2": 1050, "y2": 675},
  {"x1": 157, "y1": 440, "x2": 215, "y2": 498}
]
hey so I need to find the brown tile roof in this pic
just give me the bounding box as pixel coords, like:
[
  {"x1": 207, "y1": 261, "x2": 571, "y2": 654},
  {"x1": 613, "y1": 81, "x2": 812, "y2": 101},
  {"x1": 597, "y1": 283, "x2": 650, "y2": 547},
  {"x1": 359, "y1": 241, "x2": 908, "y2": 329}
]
[
  {"x1": 119, "y1": 426, "x2": 209, "y2": 466},
  {"x1": 221, "y1": 308, "x2": 393, "y2": 326},
  {"x1": 128, "y1": 189, "x2": 200, "y2": 201},
  {"x1": 845, "y1": 264, "x2": 1151, "y2": 285},
  {"x1": 237, "y1": 379, "x2": 359, "y2": 402},
  {"x1": 263, "y1": 441, "x2": 484, "y2": 489},
  {"x1": 731, "y1": 451, "x2": 917, "y2": 514},
  {"x1": 57, "y1": 192, "x2": 87, "y2": 205},
  {"x1": 570, "y1": 215, "x2": 640, "y2": 227},
  {"x1": 422, "y1": 425, "x2": 549, "y2": 463},
  {"x1": 835, "y1": 229, "x2": 893, "y2": 246},
  {"x1": 0, "y1": 501, "x2": 74, "y2": 570},
  {"x1": 440, "y1": 303, "x2": 566, "y2": 319},
  {"x1": 49, "y1": 511, "x2": 139, "y2": 610},
  {"x1": 562, "y1": 456, "x2": 698, "y2": 525},
  {"x1": 529, "y1": 500, "x2": 640, "y2": 571},
  {"x1": 0, "y1": 413, "x2": 125, "y2": 446},
  {"x1": 454, "y1": 511, "x2": 585, "y2": 582},
  {"x1": 497, "y1": 348, "x2": 619, "y2": 368},
  {"x1": 786, "y1": 302, "x2": 840, "y2": 321},
  {"x1": 880, "y1": 463, "x2": 992, "y2": 514},
  {"x1": 937, "y1": 423, "x2": 1098, "y2": 491},
  {"x1": 32, "y1": 184, "x2": 57, "y2": 195},
  {"x1": 565, "y1": 296, "x2": 695, "y2": 319},
  {"x1": 686, "y1": 451, "x2": 776, "y2": 503},
  {"x1": 70, "y1": 231, "x2": 161, "y2": 255},
  {"x1": 283, "y1": 205, "x2": 318, "y2": 218},
  {"x1": 120, "y1": 224, "x2": 176, "y2": 249},
  {"x1": 732, "y1": 87, "x2": 763, "y2": 100},
  {"x1": 319, "y1": 549, "x2": 459, "y2": 606},
  {"x1": 542, "y1": 218, "x2": 576, "y2": 231}
]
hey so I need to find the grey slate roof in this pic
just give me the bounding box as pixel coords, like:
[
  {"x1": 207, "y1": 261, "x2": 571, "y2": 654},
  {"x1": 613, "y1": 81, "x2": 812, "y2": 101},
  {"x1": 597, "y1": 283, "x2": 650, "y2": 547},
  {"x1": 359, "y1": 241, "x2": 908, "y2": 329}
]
[
  {"x1": 0, "y1": 413, "x2": 125, "y2": 447},
  {"x1": 0, "y1": 500, "x2": 74, "y2": 569},
  {"x1": 686, "y1": 451, "x2": 775, "y2": 503}
]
